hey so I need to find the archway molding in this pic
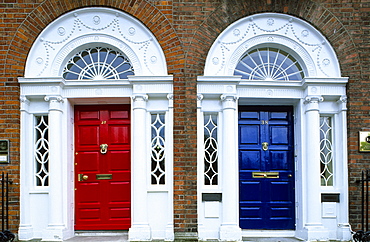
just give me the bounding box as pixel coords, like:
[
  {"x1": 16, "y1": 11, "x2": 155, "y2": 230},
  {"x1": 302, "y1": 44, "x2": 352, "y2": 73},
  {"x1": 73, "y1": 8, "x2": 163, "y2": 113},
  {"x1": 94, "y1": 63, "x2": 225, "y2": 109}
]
[
  {"x1": 204, "y1": 13, "x2": 340, "y2": 78},
  {"x1": 25, "y1": 7, "x2": 167, "y2": 78}
]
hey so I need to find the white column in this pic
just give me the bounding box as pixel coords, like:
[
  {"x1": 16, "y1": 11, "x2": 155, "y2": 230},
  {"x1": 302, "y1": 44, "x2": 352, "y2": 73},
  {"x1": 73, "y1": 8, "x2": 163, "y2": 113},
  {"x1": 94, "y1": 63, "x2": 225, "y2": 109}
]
[
  {"x1": 129, "y1": 94, "x2": 151, "y2": 241},
  {"x1": 43, "y1": 95, "x2": 65, "y2": 241},
  {"x1": 18, "y1": 96, "x2": 34, "y2": 240},
  {"x1": 336, "y1": 96, "x2": 352, "y2": 241},
  {"x1": 219, "y1": 94, "x2": 242, "y2": 241},
  {"x1": 303, "y1": 95, "x2": 328, "y2": 240}
]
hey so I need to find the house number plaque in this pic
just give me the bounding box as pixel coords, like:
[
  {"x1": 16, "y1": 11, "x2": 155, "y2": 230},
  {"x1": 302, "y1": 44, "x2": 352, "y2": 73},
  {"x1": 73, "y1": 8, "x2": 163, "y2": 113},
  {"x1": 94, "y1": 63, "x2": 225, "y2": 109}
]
[
  {"x1": 0, "y1": 140, "x2": 9, "y2": 164},
  {"x1": 359, "y1": 131, "x2": 370, "y2": 152}
]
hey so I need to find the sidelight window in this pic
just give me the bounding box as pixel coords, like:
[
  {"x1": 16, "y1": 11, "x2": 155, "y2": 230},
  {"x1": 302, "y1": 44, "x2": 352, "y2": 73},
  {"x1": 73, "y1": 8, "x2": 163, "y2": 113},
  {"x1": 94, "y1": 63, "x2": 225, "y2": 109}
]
[
  {"x1": 320, "y1": 116, "x2": 334, "y2": 186},
  {"x1": 204, "y1": 113, "x2": 218, "y2": 185},
  {"x1": 34, "y1": 115, "x2": 49, "y2": 187},
  {"x1": 234, "y1": 47, "x2": 304, "y2": 81},
  {"x1": 62, "y1": 47, "x2": 134, "y2": 80},
  {"x1": 151, "y1": 113, "x2": 166, "y2": 185}
]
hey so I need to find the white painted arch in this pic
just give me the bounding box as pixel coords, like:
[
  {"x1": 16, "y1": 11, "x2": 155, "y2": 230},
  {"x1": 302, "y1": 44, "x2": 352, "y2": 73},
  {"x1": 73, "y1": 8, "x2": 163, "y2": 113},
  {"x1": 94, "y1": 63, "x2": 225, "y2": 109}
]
[
  {"x1": 25, "y1": 7, "x2": 168, "y2": 78},
  {"x1": 204, "y1": 13, "x2": 341, "y2": 78}
]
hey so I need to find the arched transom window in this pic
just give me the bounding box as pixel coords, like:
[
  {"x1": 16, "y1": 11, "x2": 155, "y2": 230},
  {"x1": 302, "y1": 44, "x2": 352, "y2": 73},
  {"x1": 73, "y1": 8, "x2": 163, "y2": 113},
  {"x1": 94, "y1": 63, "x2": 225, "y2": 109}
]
[
  {"x1": 63, "y1": 47, "x2": 134, "y2": 80},
  {"x1": 234, "y1": 47, "x2": 304, "y2": 81}
]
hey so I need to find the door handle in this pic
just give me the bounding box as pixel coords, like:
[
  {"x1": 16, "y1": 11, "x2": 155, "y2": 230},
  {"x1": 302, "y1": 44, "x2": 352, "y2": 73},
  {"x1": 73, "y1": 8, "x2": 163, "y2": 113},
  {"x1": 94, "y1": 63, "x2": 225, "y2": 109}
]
[
  {"x1": 100, "y1": 144, "x2": 108, "y2": 154},
  {"x1": 262, "y1": 142, "x2": 268, "y2": 151},
  {"x1": 78, "y1": 174, "x2": 89, "y2": 181}
]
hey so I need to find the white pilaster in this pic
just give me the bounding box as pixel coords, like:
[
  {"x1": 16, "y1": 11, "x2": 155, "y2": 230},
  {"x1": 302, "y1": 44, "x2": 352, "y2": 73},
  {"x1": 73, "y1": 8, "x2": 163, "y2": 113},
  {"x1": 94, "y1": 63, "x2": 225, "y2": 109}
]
[
  {"x1": 129, "y1": 94, "x2": 151, "y2": 241},
  {"x1": 42, "y1": 96, "x2": 65, "y2": 241},
  {"x1": 18, "y1": 96, "x2": 34, "y2": 240},
  {"x1": 302, "y1": 95, "x2": 328, "y2": 241},
  {"x1": 219, "y1": 94, "x2": 242, "y2": 241},
  {"x1": 165, "y1": 93, "x2": 174, "y2": 241},
  {"x1": 336, "y1": 96, "x2": 352, "y2": 241}
]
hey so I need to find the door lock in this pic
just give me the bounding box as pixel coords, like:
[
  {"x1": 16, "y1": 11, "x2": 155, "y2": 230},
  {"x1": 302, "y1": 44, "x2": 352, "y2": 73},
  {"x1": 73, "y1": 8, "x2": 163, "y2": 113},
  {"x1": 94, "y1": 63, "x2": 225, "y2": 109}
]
[
  {"x1": 262, "y1": 142, "x2": 269, "y2": 151},
  {"x1": 78, "y1": 174, "x2": 89, "y2": 181},
  {"x1": 100, "y1": 144, "x2": 108, "y2": 154}
]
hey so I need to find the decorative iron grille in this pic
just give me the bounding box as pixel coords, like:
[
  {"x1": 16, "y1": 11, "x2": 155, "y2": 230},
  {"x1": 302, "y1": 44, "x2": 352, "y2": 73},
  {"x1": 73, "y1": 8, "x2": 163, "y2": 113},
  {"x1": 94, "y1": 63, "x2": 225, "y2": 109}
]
[
  {"x1": 204, "y1": 113, "x2": 218, "y2": 185},
  {"x1": 151, "y1": 113, "x2": 165, "y2": 185},
  {"x1": 234, "y1": 47, "x2": 304, "y2": 81},
  {"x1": 34, "y1": 115, "x2": 49, "y2": 187},
  {"x1": 320, "y1": 116, "x2": 333, "y2": 186},
  {"x1": 62, "y1": 47, "x2": 134, "y2": 80}
]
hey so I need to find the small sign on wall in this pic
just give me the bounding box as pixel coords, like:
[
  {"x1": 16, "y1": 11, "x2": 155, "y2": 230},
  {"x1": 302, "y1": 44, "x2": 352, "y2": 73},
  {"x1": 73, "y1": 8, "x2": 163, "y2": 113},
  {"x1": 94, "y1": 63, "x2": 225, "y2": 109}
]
[
  {"x1": 0, "y1": 140, "x2": 9, "y2": 164},
  {"x1": 359, "y1": 131, "x2": 370, "y2": 152}
]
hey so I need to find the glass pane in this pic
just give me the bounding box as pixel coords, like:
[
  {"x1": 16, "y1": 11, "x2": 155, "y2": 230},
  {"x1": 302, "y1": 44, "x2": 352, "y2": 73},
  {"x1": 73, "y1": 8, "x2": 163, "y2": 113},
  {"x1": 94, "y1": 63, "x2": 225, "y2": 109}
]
[
  {"x1": 63, "y1": 47, "x2": 134, "y2": 80},
  {"x1": 151, "y1": 113, "x2": 166, "y2": 185},
  {"x1": 234, "y1": 47, "x2": 304, "y2": 81},
  {"x1": 35, "y1": 115, "x2": 49, "y2": 187},
  {"x1": 320, "y1": 116, "x2": 333, "y2": 186},
  {"x1": 204, "y1": 113, "x2": 218, "y2": 185}
]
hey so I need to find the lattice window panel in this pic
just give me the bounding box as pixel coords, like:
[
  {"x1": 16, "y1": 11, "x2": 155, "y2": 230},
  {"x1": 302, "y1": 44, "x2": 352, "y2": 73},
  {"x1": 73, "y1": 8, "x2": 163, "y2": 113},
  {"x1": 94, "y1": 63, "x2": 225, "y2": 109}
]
[
  {"x1": 63, "y1": 47, "x2": 134, "y2": 80},
  {"x1": 35, "y1": 115, "x2": 49, "y2": 186},
  {"x1": 204, "y1": 113, "x2": 218, "y2": 185},
  {"x1": 320, "y1": 116, "x2": 334, "y2": 186},
  {"x1": 234, "y1": 47, "x2": 304, "y2": 81},
  {"x1": 151, "y1": 113, "x2": 165, "y2": 185}
]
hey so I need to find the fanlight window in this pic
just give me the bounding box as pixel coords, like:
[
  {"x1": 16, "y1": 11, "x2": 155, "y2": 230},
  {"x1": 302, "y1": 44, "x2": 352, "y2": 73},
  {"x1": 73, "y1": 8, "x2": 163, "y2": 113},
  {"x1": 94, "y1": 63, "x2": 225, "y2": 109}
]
[
  {"x1": 234, "y1": 47, "x2": 304, "y2": 81},
  {"x1": 63, "y1": 47, "x2": 134, "y2": 80}
]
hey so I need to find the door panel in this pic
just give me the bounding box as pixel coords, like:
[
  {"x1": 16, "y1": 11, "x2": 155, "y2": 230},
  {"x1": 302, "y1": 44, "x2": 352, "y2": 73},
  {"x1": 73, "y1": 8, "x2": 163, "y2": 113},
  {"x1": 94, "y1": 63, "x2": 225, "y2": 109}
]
[
  {"x1": 75, "y1": 105, "x2": 131, "y2": 230},
  {"x1": 239, "y1": 106, "x2": 295, "y2": 230}
]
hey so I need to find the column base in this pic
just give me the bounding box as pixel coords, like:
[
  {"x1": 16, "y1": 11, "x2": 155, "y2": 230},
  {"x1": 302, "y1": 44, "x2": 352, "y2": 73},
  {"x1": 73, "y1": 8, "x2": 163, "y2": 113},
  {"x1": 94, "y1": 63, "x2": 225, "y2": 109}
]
[
  {"x1": 165, "y1": 224, "x2": 174, "y2": 241},
  {"x1": 18, "y1": 224, "x2": 34, "y2": 241},
  {"x1": 42, "y1": 225, "x2": 66, "y2": 241},
  {"x1": 298, "y1": 224, "x2": 329, "y2": 241},
  {"x1": 129, "y1": 224, "x2": 151, "y2": 241},
  {"x1": 337, "y1": 223, "x2": 352, "y2": 241},
  {"x1": 219, "y1": 224, "x2": 242, "y2": 241}
]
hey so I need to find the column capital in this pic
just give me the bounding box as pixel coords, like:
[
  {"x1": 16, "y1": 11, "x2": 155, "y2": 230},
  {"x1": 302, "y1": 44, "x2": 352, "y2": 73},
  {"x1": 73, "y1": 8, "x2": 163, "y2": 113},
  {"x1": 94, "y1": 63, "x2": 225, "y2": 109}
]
[
  {"x1": 132, "y1": 94, "x2": 148, "y2": 110},
  {"x1": 221, "y1": 94, "x2": 238, "y2": 110},
  {"x1": 167, "y1": 93, "x2": 174, "y2": 108},
  {"x1": 20, "y1": 95, "x2": 30, "y2": 112},
  {"x1": 304, "y1": 95, "x2": 323, "y2": 112},
  {"x1": 337, "y1": 95, "x2": 347, "y2": 111},
  {"x1": 44, "y1": 95, "x2": 64, "y2": 103},
  {"x1": 167, "y1": 93, "x2": 174, "y2": 101},
  {"x1": 197, "y1": 94, "x2": 203, "y2": 108},
  {"x1": 220, "y1": 94, "x2": 238, "y2": 102},
  {"x1": 304, "y1": 95, "x2": 324, "y2": 104},
  {"x1": 45, "y1": 95, "x2": 64, "y2": 112},
  {"x1": 132, "y1": 94, "x2": 148, "y2": 102}
]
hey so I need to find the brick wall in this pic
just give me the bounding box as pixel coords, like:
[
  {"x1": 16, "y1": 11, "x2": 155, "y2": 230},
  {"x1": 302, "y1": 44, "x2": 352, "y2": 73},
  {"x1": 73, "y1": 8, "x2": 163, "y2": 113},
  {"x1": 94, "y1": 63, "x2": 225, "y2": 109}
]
[{"x1": 0, "y1": 0, "x2": 369, "y2": 237}]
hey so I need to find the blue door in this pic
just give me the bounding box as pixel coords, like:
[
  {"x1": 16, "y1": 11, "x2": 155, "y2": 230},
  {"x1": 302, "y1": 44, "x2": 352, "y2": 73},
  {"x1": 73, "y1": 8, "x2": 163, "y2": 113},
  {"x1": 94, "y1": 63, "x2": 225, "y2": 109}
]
[{"x1": 239, "y1": 106, "x2": 295, "y2": 230}]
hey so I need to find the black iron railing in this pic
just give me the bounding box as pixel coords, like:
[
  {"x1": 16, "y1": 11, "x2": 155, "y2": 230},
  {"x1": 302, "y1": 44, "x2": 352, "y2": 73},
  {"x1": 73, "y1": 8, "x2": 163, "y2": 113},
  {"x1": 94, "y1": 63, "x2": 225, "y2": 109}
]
[
  {"x1": 0, "y1": 172, "x2": 14, "y2": 242},
  {"x1": 353, "y1": 170, "x2": 370, "y2": 242}
]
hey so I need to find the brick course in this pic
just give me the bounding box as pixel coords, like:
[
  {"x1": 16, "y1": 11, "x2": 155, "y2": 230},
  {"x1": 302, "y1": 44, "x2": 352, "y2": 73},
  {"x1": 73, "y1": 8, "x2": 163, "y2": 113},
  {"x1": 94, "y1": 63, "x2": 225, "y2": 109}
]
[{"x1": 0, "y1": 0, "x2": 369, "y2": 237}]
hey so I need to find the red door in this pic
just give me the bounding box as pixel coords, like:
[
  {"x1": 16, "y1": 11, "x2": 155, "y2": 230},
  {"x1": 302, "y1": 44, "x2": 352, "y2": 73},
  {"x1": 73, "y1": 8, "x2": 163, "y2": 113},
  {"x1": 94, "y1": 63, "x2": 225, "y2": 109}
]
[{"x1": 74, "y1": 105, "x2": 131, "y2": 230}]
